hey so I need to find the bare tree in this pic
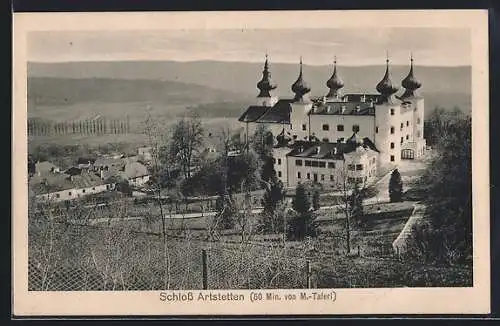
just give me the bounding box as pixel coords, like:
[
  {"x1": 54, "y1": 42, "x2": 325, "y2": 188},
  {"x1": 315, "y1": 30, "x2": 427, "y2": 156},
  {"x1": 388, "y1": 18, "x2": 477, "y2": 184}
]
[
  {"x1": 143, "y1": 106, "x2": 172, "y2": 289},
  {"x1": 168, "y1": 113, "x2": 204, "y2": 181},
  {"x1": 333, "y1": 159, "x2": 368, "y2": 255}
]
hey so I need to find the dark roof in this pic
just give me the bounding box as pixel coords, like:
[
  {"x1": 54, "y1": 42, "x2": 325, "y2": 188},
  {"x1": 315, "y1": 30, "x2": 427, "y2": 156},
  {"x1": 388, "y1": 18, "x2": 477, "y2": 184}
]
[
  {"x1": 342, "y1": 94, "x2": 380, "y2": 103},
  {"x1": 311, "y1": 101, "x2": 375, "y2": 116},
  {"x1": 238, "y1": 105, "x2": 269, "y2": 123},
  {"x1": 77, "y1": 157, "x2": 96, "y2": 164},
  {"x1": 280, "y1": 135, "x2": 379, "y2": 160},
  {"x1": 256, "y1": 99, "x2": 293, "y2": 124}
]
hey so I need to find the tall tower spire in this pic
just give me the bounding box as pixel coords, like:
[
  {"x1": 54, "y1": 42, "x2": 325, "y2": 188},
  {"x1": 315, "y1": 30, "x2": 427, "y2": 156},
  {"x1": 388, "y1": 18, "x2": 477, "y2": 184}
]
[
  {"x1": 376, "y1": 53, "x2": 399, "y2": 103},
  {"x1": 401, "y1": 53, "x2": 422, "y2": 99},
  {"x1": 256, "y1": 53, "x2": 277, "y2": 98},
  {"x1": 291, "y1": 56, "x2": 311, "y2": 101},
  {"x1": 326, "y1": 56, "x2": 344, "y2": 99}
]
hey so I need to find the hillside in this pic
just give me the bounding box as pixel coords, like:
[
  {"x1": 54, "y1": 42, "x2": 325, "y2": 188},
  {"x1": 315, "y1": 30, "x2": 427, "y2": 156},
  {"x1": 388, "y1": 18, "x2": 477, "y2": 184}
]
[
  {"x1": 28, "y1": 77, "x2": 252, "y2": 107},
  {"x1": 27, "y1": 61, "x2": 472, "y2": 123},
  {"x1": 28, "y1": 60, "x2": 471, "y2": 99}
]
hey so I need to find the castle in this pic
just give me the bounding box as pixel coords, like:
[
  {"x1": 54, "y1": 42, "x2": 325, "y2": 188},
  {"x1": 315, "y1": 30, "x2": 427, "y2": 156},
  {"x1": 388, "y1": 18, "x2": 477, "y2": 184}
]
[{"x1": 238, "y1": 55, "x2": 426, "y2": 189}]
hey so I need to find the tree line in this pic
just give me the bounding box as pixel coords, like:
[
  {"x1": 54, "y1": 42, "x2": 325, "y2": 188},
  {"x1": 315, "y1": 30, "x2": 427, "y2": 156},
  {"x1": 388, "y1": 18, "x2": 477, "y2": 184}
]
[{"x1": 27, "y1": 117, "x2": 131, "y2": 136}]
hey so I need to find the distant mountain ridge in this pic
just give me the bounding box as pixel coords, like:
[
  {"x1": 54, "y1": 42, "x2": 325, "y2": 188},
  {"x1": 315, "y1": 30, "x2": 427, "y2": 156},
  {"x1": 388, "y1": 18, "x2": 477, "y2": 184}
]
[{"x1": 28, "y1": 60, "x2": 471, "y2": 98}]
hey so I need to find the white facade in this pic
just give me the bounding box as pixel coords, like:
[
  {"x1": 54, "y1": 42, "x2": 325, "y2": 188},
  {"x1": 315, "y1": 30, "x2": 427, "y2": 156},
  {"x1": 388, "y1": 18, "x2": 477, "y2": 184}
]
[
  {"x1": 274, "y1": 142, "x2": 379, "y2": 189},
  {"x1": 36, "y1": 183, "x2": 113, "y2": 202}
]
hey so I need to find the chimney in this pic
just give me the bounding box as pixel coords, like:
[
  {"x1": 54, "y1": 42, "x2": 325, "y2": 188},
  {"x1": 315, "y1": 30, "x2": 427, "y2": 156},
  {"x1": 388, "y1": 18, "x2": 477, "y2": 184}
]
[
  {"x1": 361, "y1": 95, "x2": 366, "y2": 103},
  {"x1": 333, "y1": 147, "x2": 338, "y2": 155},
  {"x1": 341, "y1": 105, "x2": 346, "y2": 114},
  {"x1": 316, "y1": 146, "x2": 321, "y2": 154}
]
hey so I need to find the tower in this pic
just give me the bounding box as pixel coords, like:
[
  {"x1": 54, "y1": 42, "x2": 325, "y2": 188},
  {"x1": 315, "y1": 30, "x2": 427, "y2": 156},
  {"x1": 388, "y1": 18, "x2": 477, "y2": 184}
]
[
  {"x1": 289, "y1": 57, "x2": 313, "y2": 141},
  {"x1": 401, "y1": 54, "x2": 426, "y2": 157},
  {"x1": 256, "y1": 54, "x2": 278, "y2": 107},
  {"x1": 374, "y1": 54, "x2": 401, "y2": 166},
  {"x1": 325, "y1": 56, "x2": 344, "y2": 100}
]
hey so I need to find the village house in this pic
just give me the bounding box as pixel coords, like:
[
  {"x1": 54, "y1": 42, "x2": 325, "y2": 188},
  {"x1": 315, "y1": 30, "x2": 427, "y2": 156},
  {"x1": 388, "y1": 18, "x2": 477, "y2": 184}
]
[{"x1": 31, "y1": 165, "x2": 115, "y2": 202}]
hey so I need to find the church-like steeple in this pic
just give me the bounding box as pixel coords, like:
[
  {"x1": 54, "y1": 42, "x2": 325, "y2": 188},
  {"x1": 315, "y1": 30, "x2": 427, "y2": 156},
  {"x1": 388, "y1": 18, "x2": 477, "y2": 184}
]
[
  {"x1": 257, "y1": 54, "x2": 277, "y2": 98},
  {"x1": 291, "y1": 57, "x2": 311, "y2": 101},
  {"x1": 401, "y1": 53, "x2": 422, "y2": 99},
  {"x1": 376, "y1": 53, "x2": 399, "y2": 103},
  {"x1": 326, "y1": 56, "x2": 344, "y2": 99}
]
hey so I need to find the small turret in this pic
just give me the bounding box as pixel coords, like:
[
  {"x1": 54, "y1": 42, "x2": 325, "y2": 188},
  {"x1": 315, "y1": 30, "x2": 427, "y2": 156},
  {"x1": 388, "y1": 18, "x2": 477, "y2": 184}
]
[
  {"x1": 257, "y1": 54, "x2": 277, "y2": 98},
  {"x1": 326, "y1": 57, "x2": 344, "y2": 99},
  {"x1": 401, "y1": 54, "x2": 422, "y2": 99},
  {"x1": 376, "y1": 54, "x2": 399, "y2": 104},
  {"x1": 291, "y1": 57, "x2": 311, "y2": 101}
]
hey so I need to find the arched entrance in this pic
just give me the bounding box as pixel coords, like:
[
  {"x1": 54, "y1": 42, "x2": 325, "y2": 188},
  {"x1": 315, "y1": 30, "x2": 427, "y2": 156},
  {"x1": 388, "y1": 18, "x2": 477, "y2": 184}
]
[{"x1": 401, "y1": 149, "x2": 415, "y2": 160}]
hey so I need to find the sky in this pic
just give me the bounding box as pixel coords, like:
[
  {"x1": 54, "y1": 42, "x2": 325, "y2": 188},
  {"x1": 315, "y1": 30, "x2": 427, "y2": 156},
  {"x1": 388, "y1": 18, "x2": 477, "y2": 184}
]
[{"x1": 27, "y1": 28, "x2": 471, "y2": 66}]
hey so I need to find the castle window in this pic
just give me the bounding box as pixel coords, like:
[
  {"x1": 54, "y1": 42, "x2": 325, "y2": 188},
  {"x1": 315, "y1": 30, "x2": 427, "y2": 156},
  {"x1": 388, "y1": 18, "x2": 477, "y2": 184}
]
[
  {"x1": 305, "y1": 160, "x2": 311, "y2": 167},
  {"x1": 322, "y1": 138, "x2": 329, "y2": 142},
  {"x1": 390, "y1": 142, "x2": 395, "y2": 149},
  {"x1": 56, "y1": 193, "x2": 60, "y2": 198},
  {"x1": 295, "y1": 159, "x2": 303, "y2": 166},
  {"x1": 307, "y1": 173, "x2": 310, "y2": 180},
  {"x1": 330, "y1": 175, "x2": 334, "y2": 181},
  {"x1": 328, "y1": 162, "x2": 336, "y2": 169},
  {"x1": 338, "y1": 137, "x2": 345, "y2": 143},
  {"x1": 277, "y1": 158, "x2": 282, "y2": 165},
  {"x1": 348, "y1": 164, "x2": 355, "y2": 171},
  {"x1": 355, "y1": 164, "x2": 364, "y2": 170},
  {"x1": 390, "y1": 108, "x2": 395, "y2": 115},
  {"x1": 400, "y1": 123, "x2": 403, "y2": 130},
  {"x1": 321, "y1": 174, "x2": 325, "y2": 181},
  {"x1": 319, "y1": 161, "x2": 326, "y2": 168},
  {"x1": 68, "y1": 192, "x2": 72, "y2": 196},
  {"x1": 337, "y1": 124, "x2": 344, "y2": 131},
  {"x1": 406, "y1": 135, "x2": 409, "y2": 140},
  {"x1": 82, "y1": 189, "x2": 86, "y2": 193},
  {"x1": 417, "y1": 118, "x2": 421, "y2": 124},
  {"x1": 352, "y1": 124, "x2": 360, "y2": 133},
  {"x1": 278, "y1": 171, "x2": 282, "y2": 178},
  {"x1": 302, "y1": 124, "x2": 307, "y2": 131},
  {"x1": 322, "y1": 124, "x2": 329, "y2": 131},
  {"x1": 407, "y1": 121, "x2": 410, "y2": 126},
  {"x1": 390, "y1": 155, "x2": 395, "y2": 162},
  {"x1": 297, "y1": 172, "x2": 301, "y2": 179},
  {"x1": 376, "y1": 126, "x2": 379, "y2": 133},
  {"x1": 401, "y1": 137, "x2": 404, "y2": 143},
  {"x1": 311, "y1": 161, "x2": 319, "y2": 167},
  {"x1": 390, "y1": 127, "x2": 395, "y2": 134}
]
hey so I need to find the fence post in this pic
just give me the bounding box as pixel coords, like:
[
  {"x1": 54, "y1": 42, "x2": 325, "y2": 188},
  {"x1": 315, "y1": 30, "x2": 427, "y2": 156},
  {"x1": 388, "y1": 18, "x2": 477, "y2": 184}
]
[
  {"x1": 202, "y1": 249, "x2": 208, "y2": 290},
  {"x1": 306, "y1": 260, "x2": 311, "y2": 289}
]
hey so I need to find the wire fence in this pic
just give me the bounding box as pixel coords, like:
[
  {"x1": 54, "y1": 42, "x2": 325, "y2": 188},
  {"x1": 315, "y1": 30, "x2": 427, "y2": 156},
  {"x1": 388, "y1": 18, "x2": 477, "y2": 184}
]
[{"x1": 28, "y1": 219, "x2": 311, "y2": 291}]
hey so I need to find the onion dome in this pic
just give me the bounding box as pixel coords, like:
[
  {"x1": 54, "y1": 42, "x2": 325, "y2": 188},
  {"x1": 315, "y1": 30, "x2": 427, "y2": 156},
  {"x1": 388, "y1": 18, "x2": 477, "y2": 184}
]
[
  {"x1": 401, "y1": 54, "x2": 422, "y2": 99},
  {"x1": 376, "y1": 56, "x2": 399, "y2": 102},
  {"x1": 291, "y1": 57, "x2": 311, "y2": 101},
  {"x1": 276, "y1": 127, "x2": 291, "y2": 146},
  {"x1": 326, "y1": 57, "x2": 344, "y2": 98},
  {"x1": 257, "y1": 54, "x2": 277, "y2": 98}
]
